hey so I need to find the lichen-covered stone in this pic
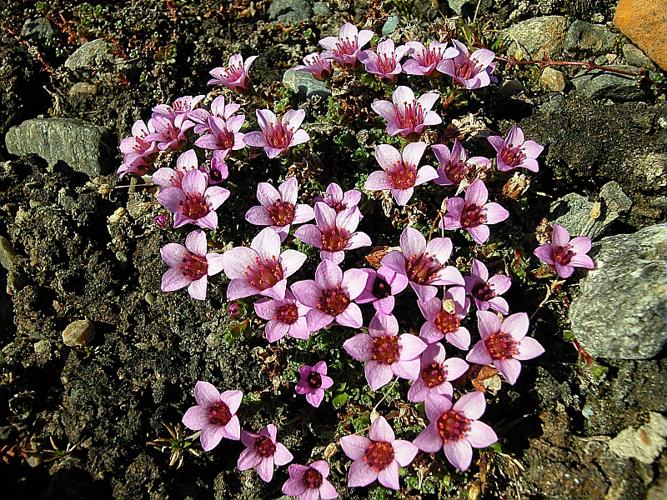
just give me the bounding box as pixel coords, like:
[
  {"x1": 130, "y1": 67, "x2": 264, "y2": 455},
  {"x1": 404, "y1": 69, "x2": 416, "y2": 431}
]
[
  {"x1": 502, "y1": 16, "x2": 567, "y2": 59},
  {"x1": 62, "y1": 319, "x2": 96, "y2": 347},
  {"x1": 282, "y1": 69, "x2": 330, "y2": 100},
  {"x1": 614, "y1": 0, "x2": 667, "y2": 71},
  {"x1": 569, "y1": 224, "x2": 666, "y2": 359},
  {"x1": 564, "y1": 20, "x2": 617, "y2": 54},
  {"x1": 571, "y1": 65, "x2": 645, "y2": 101},
  {"x1": 540, "y1": 67, "x2": 566, "y2": 92},
  {"x1": 268, "y1": 0, "x2": 313, "y2": 24}
]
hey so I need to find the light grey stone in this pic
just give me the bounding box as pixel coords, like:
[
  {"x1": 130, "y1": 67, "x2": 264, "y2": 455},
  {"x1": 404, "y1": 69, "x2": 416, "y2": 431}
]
[
  {"x1": 622, "y1": 43, "x2": 655, "y2": 69},
  {"x1": 569, "y1": 224, "x2": 666, "y2": 359},
  {"x1": 0, "y1": 236, "x2": 19, "y2": 271},
  {"x1": 62, "y1": 320, "x2": 96, "y2": 347},
  {"x1": 608, "y1": 412, "x2": 667, "y2": 464},
  {"x1": 312, "y1": 2, "x2": 332, "y2": 17},
  {"x1": 571, "y1": 65, "x2": 645, "y2": 101},
  {"x1": 382, "y1": 15, "x2": 400, "y2": 36},
  {"x1": 551, "y1": 181, "x2": 631, "y2": 240},
  {"x1": 21, "y1": 18, "x2": 55, "y2": 43},
  {"x1": 5, "y1": 118, "x2": 113, "y2": 177},
  {"x1": 65, "y1": 39, "x2": 121, "y2": 71},
  {"x1": 268, "y1": 0, "x2": 313, "y2": 24},
  {"x1": 282, "y1": 69, "x2": 330, "y2": 99},
  {"x1": 502, "y1": 16, "x2": 567, "y2": 59},
  {"x1": 540, "y1": 67, "x2": 566, "y2": 92},
  {"x1": 564, "y1": 20, "x2": 617, "y2": 54},
  {"x1": 448, "y1": 0, "x2": 471, "y2": 16}
]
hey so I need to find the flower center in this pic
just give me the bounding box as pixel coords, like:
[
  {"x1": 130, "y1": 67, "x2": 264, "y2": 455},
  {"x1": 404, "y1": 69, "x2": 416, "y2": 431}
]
[
  {"x1": 179, "y1": 252, "x2": 208, "y2": 279},
  {"x1": 472, "y1": 282, "x2": 496, "y2": 301},
  {"x1": 371, "y1": 335, "x2": 400, "y2": 365},
  {"x1": 267, "y1": 201, "x2": 295, "y2": 227},
  {"x1": 326, "y1": 199, "x2": 347, "y2": 212},
  {"x1": 317, "y1": 286, "x2": 350, "y2": 316},
  {"x1": 302, "y1": 468, "x2": 324, "y2": 489},
  {"x1": 372, "y1": 276, "x2": 391, "y2": 299},
  {"x1": 209, "y1": 167, "x2": 224, "y2": 184},
  {"x1": 377, "y1": 52, "x2": 397, "y2": 74},
  {"x1": 434, "y1": 310, "x2": 460, "y2": 333},
  {"x1": 363, "y1": 441, "x2": 395, "y2": 471},
  {"x1": 179, "y1": 193, "x2": 210, "y2": 220},
  {"x1": 207, "y1": 401, "x2": 232, "y2": 426},
  {"x1": 418, "y1": 46, "x2": 443, "y2": 68},
  {"x1": 275, "y1": 303, "x2": 299, "y2": 324},
  {"x1": 500, "y1": 145, "x2": 526, "y2": 167},
  {"x1": 224, "y1": 63, "x2": 244, "y2": 81},
  {"x1": 320, "y1": 226, "x2": 350, "y2": 252},
  {"x1": 245, "y1": 257, "x2": 284, "y2": 290},
  {"x1": 396, "y1": 101, "x2": 425, "y2": 131},
  {"x1": 552, "y1": 245, "x2": 574, "y2": 266},
  {"x1": 421, "y1": 362, "x2": 447, "y2": 388},
  {"x1": 387, "y1": 161, "x2": 417, "y2": 190},
  {"x1": 484, "y1": 331, "x2": 519, "y2": 360},
  {"x1": 335, "y1": 37, "x2": 358, "y2": 58},
  {"x1": 254, "y1": 436, "x2": 276, "y2": 458},
  {"x1": 460, "y1": 203, "x2": 487, "y2": 228},
  {"x1": 267, "y1": 123, "x2": 293, "y2": 149},
  {"x1": 307, "y1": 372, "x2": 322, "y2": 389},
  {"x1": 444, "y1": 160, "x2": 469, "y2": 183},
  {"x1": 437, "y1": 410, "x2": 471, "y2": 442},
  {"x1": 406, "y1": 253, "x2": 442, "y2": 285},
  {"x1": 456, "y1": 58, "x2": 482, "y2": 80}
]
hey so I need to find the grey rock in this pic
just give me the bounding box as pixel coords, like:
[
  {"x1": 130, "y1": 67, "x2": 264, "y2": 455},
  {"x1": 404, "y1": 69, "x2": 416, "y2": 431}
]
[
  {"x1": 382, "y1": 15, "x2": 400, "y2": 36},
  {"x1": 622, "y1": 43, "x2": 655, "y2": 69},
  {"x1": 64, "y1": 39, "x2": 121, "y2": 71},
  {"x1": 502, "y1": 16, "x2": 567, "y2": 59},
  {"x1": 68, "y1": 82, "x2": 98, "y2": 100},
  {"x1": 551, "y1": 181, "x2": 631, "y2": 240},
  {"x1": 448, "y1": 0, "x2": 471, "y2": 16},
  {"x1": 608, "y1": 412, "x2": 666, "y2": 464},
  {"x1": 282, "y1": 69, "x2": 330, "y2": 100},
  {"x1": 62, "y1": 319, "x2": 96, "y2": 347},
  {"x1": 312, "y1": 2, "x2": 331, "y2": 17},
  {"x1": 564, "y1": 20, "x2": 617, "y2": 54},
  {"x1": 21, "y1": 18, "x2": 55, "y2": 44},
  {"x1": 5, "y1": 118, "x2": 113, "y2": 177},
  {"x1": 540, "y1": 67, "x2": 566, "y2": 92},
  {"x1": 268, "y1": 0, "x2": 313, "y2": 24},
  {"x1": 569, "y1": 224, "x2": 666, "y2": 359},
  {"x1": 571, "y1": 65, "x2": 645, "y2": 101},
  {"x1": 0, "y1": 236, "x2": 19, "y2": 271}
]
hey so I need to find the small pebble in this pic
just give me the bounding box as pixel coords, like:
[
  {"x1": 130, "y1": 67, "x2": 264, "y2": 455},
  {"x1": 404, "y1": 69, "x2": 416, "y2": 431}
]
[
  {"x1": 62, "y1": 319, "x2": 95, "y2": 347},
  {"x1": 540, "y1": 67, "x2": 566, "y2": 92}
]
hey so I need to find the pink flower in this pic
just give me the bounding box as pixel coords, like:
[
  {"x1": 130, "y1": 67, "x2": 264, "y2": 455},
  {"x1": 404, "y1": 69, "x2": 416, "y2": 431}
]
[
  {"x1": 464, "y1": 259, "x2": 511, "y2": 314},
  {"x1": 118, "y1": 119, "x2": 157, "y2": 177},
  {"x1": 407, "y1": 343, "x2": 469, "y2": 403},
  {"x1": 381, "y1": 226, "x2": 464, "y2": 301},
  {"x1": 208, "y1": 53, "x2": 258, "y2": 92},
  {"x1": 282, "y1": 461, "x2": 338, "y2": 499},
  {"x1": 487, "y1": 124, "x2": 544, "y2": 173},
  {"x1": 319, "y1": 22, "x2": 374, "y2": 67},
  {"x1": 295, "y1": 361, "x2": 333, "y2": 408},
  {"x1": 152, "y1": 149, "x2": 200, "y2": 188},
  {"x1": 414, "y1": 392, "x2": 497, "y2": 471},
  {"x1": 466, "y1": 311, "x2": 545, "y2": 385},
  {"x1": 254, "y1": 290, "x2": 311, "y2": 342},
  {"x1": 340, "y1": 415, "x2": 418, "y2": 490},
  {"x1": 160, "y1": 229, "x2": 225, "y2": 300},
  {"x1": 194, "y1": 115, "x2": 246, "y2": 154},
  {"x1": 295, "y1": 203, "x2": 371, "y2": 264},
  {"x1": 442, "y1": 179, "x2": 509, "y2": 244},
  {"x1": 291, "y1": 259, "x2": 366, "y2": 331},
  {"x1": 402, "y1": 40, "x2": 459, "y2": 77},
  {"x1": 245, "y1": 177, "x2": 314, "y2": 241},
  {"x1": 533, "y1": 224, "x2": 594, "y2": 278},
  {"x1": 371, "y1": 86, "x2": 442, "y2": 138},
  {"x1": 237, "y1": 424, "x2": 293, "y2": 483},
  {"x1": 432, "y1": 140, "x2": 490, "y2": 187},
  {"x1": 222, "y1": 227, "x2": 307, "y2": 301},
  {"x1": 145, "y1": 114, "x2": 194, "y2": 151},
  {"x1": 314, "y1": 182, "x2": 362, "y2": 217},
  {"x1": 244, "y1": 109, "x2": 310, "y2": 159},
  {"x1": 356, "y1": 266, "x2": 409, "y2": 315},
  {"x1": 417, "y1": 287, "x2": 471, "y2": 349},
  {"x1": 358, "y1": 39, "x2": 410, "y2": 81},
  {"x1": 152, "y1": 95, "x2": 205, "y2": 121},
  {"x1": 205, "y1": 151, "x2": 230, "y2": 185},
  {"x1": 156, "y1": 169, "x2": 230, "y2": 229},
  {"x1": 293, "y1": 52, "x2": 333, "y2": 80},
  {"x1": 182, "y1": 381, "x2": 242, "y2": 451},
  {"x1": 343, "y1": 313, "x2": 426, "y2": 390},
  {"x1": 364, "y1": 142, "x2": 438, "y2": 206},
  {"x1": 437, "y1": 40, "x2": 496, "y2": 89}
]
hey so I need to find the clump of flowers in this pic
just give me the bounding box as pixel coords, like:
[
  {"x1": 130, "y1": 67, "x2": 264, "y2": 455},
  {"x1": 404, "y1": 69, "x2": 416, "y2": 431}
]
[{"x1": 208, "y1": 53, "x2": 258, "y2": 92}]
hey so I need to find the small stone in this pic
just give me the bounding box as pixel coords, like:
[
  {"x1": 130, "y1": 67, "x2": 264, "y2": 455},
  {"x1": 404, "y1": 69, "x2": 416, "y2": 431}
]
[
  {"x1": 569, "y1": 224, "x2": 666, "y2": 359},
  {"x1": 144, "y1": 292, "x2": 156, "y2": 306},
  {"x1": 268, "y1": 0, "x2": 313, "y2": 24},
  {"x1": 608, "y1": 412, "x2": 667, "y2": 464},
  {"x1": 62, "y1": 320, "x2": 96, "y2": 347},
  {"x1": 312, "y1": 2, "x2": 332, "y2": 16},
  {"x1": 68, "y1": 82, "x2": 98, "y2": 99},
  {"x1": 564, "y1": 20, "x2": 617, "y2": 55},
  {"x1": 0, "y1": 235, "x2": 19, "y2": 271},
  {"x1": 614, "y1": 0, "x2": 667, "y2": 71},
  {"x1": 33, "y1": 340, "x2": 50, "y2": 355},
  {"x1": 622, "y1": 44, "x2": 655, "y2": 69},
  {"x1": 540, "y1": 67, "x2": 566, "y2": 92},
  {"x1": 571, "y1": 65, "x2": 645, "y2": 102},
  {"x1": 282, "y1": 69, "x2": 330, "y2": 100},
  {"x1": 502, "y1": 16, "x2": 567, "y2": 59},
  {"x1": 21, "y1": 18, "x2": 55, "y2": 44},
  {"x1": 5, "y1": 118, "x2": 113, "y2": 177},
  {"x1": 381, "y1": 15, "x2": 400, "y2": 36},
  {"x1": 64, "y1": 39, "x2": 121, "y2": 71}
]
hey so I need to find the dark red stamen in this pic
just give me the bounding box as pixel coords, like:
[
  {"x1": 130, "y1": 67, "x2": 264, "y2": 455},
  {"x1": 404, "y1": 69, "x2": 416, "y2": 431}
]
[
  {"x1": 245, "y1": 257, "x2": 284, "y2": 290},
  {"x1": 363, "y1": 441, "x2": 395, "y2": 471},
  {"x1": 254, "y1": 436, "x2": 276, "y2": 457},
  {"x1": 267, "y1": 201, "x2": 295, "y2": 227},
  {"x1": 320, "y1": 226, "x2": 350, "y2": 252},
  {"x1": 275, "y1": 303, "x2": 299, "y2": 325},
  {"x1": 460, "y1": 203, "x2": 487, "y2": 228},
  {"x1": 207, "y1": 401, "x2": 232, "y2": 426},
  {"x1": 317, "y1": 287, "x2": 350, "y2": 316},
  {"x1": 371, "y1": 335, "x2": 400, "y2": 365},
  {"x1": 437, "y1": 410, "x2": 471, "y2": 442},
  {"x1": 302, "y1": 468, "x2": 324, "y2": 489},
  {"x1": 421, "y1": 362, "x2": 447, "y2": 388},
  {"x1": 484, "y1": 331, "x2": 518, "y2": 360}
]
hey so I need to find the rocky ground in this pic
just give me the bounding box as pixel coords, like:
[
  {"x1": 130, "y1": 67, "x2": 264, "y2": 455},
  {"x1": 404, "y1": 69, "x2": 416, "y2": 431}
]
[{"x1": 0, "y1": 0, "x2": 665, "y2": 498}]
